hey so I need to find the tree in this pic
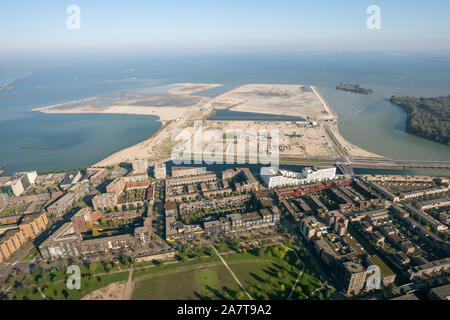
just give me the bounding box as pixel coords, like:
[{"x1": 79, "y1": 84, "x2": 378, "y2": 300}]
[
  {"x1": 89, "y1": 263, "x2": 97, "y2": 273},
  {"x1": 235, "y1": 291, "x2": 245, "y2": 300},
  {"x1": 85, "y1": 221, "x2": 93, "y2": 230},
  {"x1": 104, "y1": 263, "x2": 112, "y2": 272},
  {"x1": 257, "y1": 247, "x2": 265, "y2": 257},
  {"x1": 324, "y1": 288, "x2": 332, "y2": 299},
  {"x1": 62, "y1": 289, "x2": 69, "y2": 299}
]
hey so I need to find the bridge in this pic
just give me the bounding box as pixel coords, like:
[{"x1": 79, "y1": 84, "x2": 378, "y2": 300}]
[
  {"x1": 348, "y1": 159, "x2": 450, "y2": 169},
  {"x1": 335, "y1": 158, "x2": 450, "y2": 177}
]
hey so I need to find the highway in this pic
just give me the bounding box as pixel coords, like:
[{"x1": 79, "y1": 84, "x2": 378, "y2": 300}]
[{"x1": 348, "y1": 159, "x2": 450, "y2": 169}]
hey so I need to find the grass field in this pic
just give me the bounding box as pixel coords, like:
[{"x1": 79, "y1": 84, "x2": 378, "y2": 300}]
[
  {"x1": 20, "y1": 248, "x2": 38, "y2": 262},
  {"x1": 132, "y1": 245, "x2": 322, "y2": 300},
  {"x1": 8, "y1": 271, "x2": 129, "y2": 300},
  {"x1": 132, "y1": 265, "x2": 240, "y2": 300}
]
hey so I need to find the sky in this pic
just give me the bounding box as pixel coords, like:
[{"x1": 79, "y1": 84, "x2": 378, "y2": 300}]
[{"x1": 1, "y1": 0, "x2": 449, "y2": 57}]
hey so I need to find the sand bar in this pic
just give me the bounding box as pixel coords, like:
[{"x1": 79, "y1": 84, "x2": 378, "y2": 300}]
[{"x1": 32, "y1": 83, "x2": 383, "y2": 166}]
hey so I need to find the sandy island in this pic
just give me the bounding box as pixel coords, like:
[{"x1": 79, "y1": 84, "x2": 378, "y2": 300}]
[
  {"x1": 32, "y1": 83, "x2": 383, "y2": 167},
  {"x1": 33, "y1": 83, "x2": 222, "y2": 122}
]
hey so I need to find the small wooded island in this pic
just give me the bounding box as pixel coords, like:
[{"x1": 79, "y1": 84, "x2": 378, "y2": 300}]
[
  {"x1": 336, "y1": 83, "x2": 373, "y2": 94},
  {"x1": 390, "y1": 95, "x2": 449, "y2": 145}
]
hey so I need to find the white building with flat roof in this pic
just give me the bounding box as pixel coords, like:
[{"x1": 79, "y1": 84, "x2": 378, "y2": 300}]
[
  {"x1": 260, "y1": 166, "x2": 336, "y2": 188},
  {"x1": 302, "y1": 167, "x2": 336, "y2": 183},
  {"x1": 15, "y1": 171, "x2": 38, "y2": 185}
]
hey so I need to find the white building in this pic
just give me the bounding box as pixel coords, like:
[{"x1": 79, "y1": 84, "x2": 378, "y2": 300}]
[
  {"x1": 0, "y1": 171, "x2": 38, "y2": 197},
  {"x1": 302, "y1": 167, "x2": 336, "y2": 183},
  {"x1": 15, "y1": 171, "x2": 38, "y2": 185},
  {"x1": 0, "y1": 177, "x2": 25, "y2": 197},
  {"x1": 260, "y1": 167, "x2": 305, "y2": 188},
  {"x1": 260, "y1": 166, "x2": 336, "y2": 188}
]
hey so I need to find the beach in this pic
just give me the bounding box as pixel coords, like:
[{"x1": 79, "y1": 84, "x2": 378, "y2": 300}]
[{"x1": 33, "y1": 83, "x2": 383, "y2": 167}]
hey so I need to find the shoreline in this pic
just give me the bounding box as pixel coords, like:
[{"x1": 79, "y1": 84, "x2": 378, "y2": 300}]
[
  {"x1": 32, "y1": 83, "x2": 223, "y2": 123},
  {"x1": 32, "y1": 83, "x2": 384, "y2": 167}
]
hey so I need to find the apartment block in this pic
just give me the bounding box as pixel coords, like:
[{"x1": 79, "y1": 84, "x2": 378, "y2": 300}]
[{"x1": 18, "y1": 213, "x2": 48, "y2": 240}]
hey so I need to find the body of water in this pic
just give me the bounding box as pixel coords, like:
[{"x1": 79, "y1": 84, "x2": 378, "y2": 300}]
[
  {"x1": 0, "y1": 53, "x2": 449, "y2": 175},
  {"x1": 208, "y1": 109, "x2": 305, "y2": 121}
]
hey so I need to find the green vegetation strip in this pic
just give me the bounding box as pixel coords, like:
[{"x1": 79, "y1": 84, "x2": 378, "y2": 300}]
[{"x1": 132, "y1": 245, "x2": 323, "y2": 300}]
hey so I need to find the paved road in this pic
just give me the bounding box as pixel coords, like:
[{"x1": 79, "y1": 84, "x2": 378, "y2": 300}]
[
  {"x1": 122, "y1": 263, "x2": 134, "y2": 300},
  {"x1": 211, "y1": 246, "x2": 253, "y2": 300},
  {"x1": 280, "y1": 244, "x2": 305, "y2": 300}
]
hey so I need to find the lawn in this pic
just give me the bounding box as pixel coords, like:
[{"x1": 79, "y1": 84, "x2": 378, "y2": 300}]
[
  {"x1": 0, "y1": 205, "x2": 24, "y2": 218},
  {"x1": 132, "y1": 261, "x2": 241, "y2": 300},
  {"x1": 132, "y1": 245, "x2": 322, "y2": 300},
  {"x1": 197, "y1": 268, "x2": 220, "y2": 297},
  {"x1": 20, "y1": 248, "x2": 38, "y2": 262},
  {"x1": 8, "y1": 271, "x2": 129, "y2": 300}
]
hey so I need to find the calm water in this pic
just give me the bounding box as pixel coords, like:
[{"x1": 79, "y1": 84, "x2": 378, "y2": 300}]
[
  {"x1": 0, "y1": 53, "x2": 449, "y2": 175},
  {"x1": 209, "y1": 109, "x2": 305, "y2": 121}
]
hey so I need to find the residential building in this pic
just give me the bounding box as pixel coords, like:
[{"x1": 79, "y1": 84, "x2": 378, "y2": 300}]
[
  {"x1": 87, "y1": 168, "x2": 109, "y2": 187},
  {"x1": 68, "y1": 182, "x2": 90, "y2": 200},
  {"x1": 131, "y1": 158, "x2": 148, "y2": 174},
  {"x1": 428, "y1": 284, "x2": 450, "y2": 300},
  {"x1": 71, "y1": 207, "x2": 93, "y2": 233},
  {"x1": 39, "y1": 222, "x2": 81, "y2": 259},
  {"x1": 166, "y1": 173, "x2": 217, "y2": 187},
  {"x1": 366, "y1": 181, "x2": 400, "y2": 202},
  {"x1": 165, "y1": 201, "x2": 178, "y2": 217},
  {"x1": 299, "y1": 216, "x2": 325, "y2": 240},
  {"x1": 0, "y1": 176, "x2": 25, "y2": 197},
  {"x1": 171, "y1": 166, "x2": 206, "y2": 177},
  {"x1": 203, "y1": 208, "x2": 280, "y2": 237},
  {"x1": 406, "y1": 257, "x2": 450, "y2": 280},
  {"x1": 335, "y1": 260, "x2": 367, "y2": 296},
  {"x1": 92, "y1": 192, "x2": 117, "y2": 210},
  {"x1": 260, "y1": 166, "x2": 336, "y2": 188},
  {"x1": 46, "y1": 193, "x2": 75, "y2": 216},
  {"x1": 126, "y1": 181, "x2": 150, "y2": 190},
  {"x1": 18, "y1": 213, "x2": 48, "y2": 240},
  {"x1": 134, "y1": 217, "x2": 152, "y2": 246},
  {"x1": 0, "y1": 229, "x2": 26, "y2": 262},
  {"x1": 106, "y1": 177, "x2": 126, "y2": 195},
  {"x1": 0, "y1": 193, "x2": 8, "y2": 211},
  {"x1": 302, "y1": 167, "x2": 336, "y2": 183},
  {"x1": 153, "y1": 162, "x2": 167, "y2": 180},
  {"x1": 60, "y1": 171, "x2": 82, "y2": 190}
]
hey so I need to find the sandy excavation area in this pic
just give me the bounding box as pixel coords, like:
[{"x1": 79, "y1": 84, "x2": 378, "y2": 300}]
[
  {"x1": 211, "y1": 84, "x2": 334, "y2": 121},
  {"x1": 168, "y1": 83, "x2": 222, "y2": 95},
  {"x1": 81, "y1": 281, "x2": 127, "y2": 300},
  {"x1": 194, "y1": 120, "x2": 335, "y2": 159},
  {"x1": 32, "y1": 82, "x2": 382, "y2": 166},
  {"x1": 94, "y1": 84, "x2": 381, "y2": 166}
]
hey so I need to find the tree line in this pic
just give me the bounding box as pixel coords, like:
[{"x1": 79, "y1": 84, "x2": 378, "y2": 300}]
[{"x1": 390, "y1": 95, "x2": 449, "y2": 145}]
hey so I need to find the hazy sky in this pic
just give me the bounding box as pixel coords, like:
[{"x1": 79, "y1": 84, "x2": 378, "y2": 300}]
[{"x1": 1, "y1": 0, "x2": 449, "y2": 56}]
